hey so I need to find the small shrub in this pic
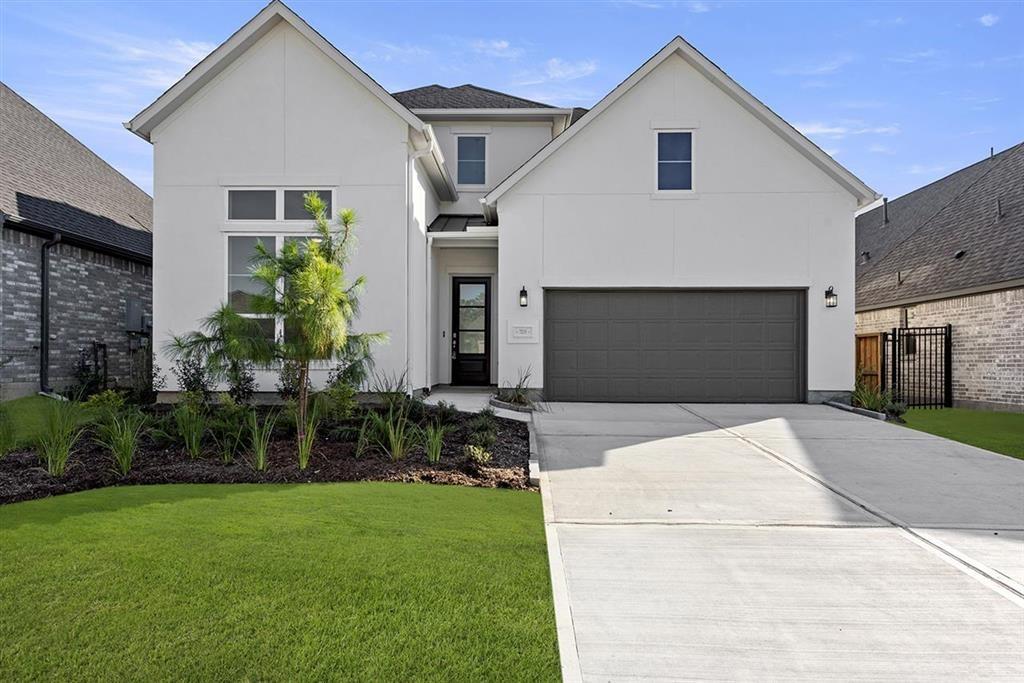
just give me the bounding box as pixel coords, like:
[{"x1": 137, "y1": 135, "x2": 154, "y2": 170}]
[
  {"x1": 464, "y1": 444, "x2": 491, "y2": 466},
  {"x1": 173, "y1": 396, "x2": 207, "y2": 459},
  {"x1": 367, "y1": 405, "x2": 419, "y2": 461},
  {"x1": 850, "y1": 371, "x2": 891, "y2": 412},
  {"x1": 469, "y1": 428, "x2": 497, "y2": 450},
  {"x1": 495, "y1": 366, "x2": 533, "y2": 407},
  {"x1": 884, "y1": 401, "x2": 908, "y2": 423},
  {"x1": 37, "y1": 400, "x2": 85, "y2": 476},
  {"x1": 423, "y1": 421, "x2": 448, "y2": 465},
  {"x1": 405, "y1": 395, "x2": 427, "y2": 423},
  {"x1": 172, "y1": 355, "x2": 211, "y2": 401},
  {"x1": 0, "y1": 408, "x2": 15, "y2": 458},
  {"x1": 210, "y1": 397, "x2": 248, "y2": 463},
  {"x1": 95, "y1": 409, "x2": 147, "y2": 476},
  {"x1": 434, "y1": 400, "x2": 459, "y2": 425},
  {"x1": 84, "y1": 389, "x2": 126, "y2": 418},
  {"x1": 248, "y1": 410, "x2": 277, "y2": 472},
  {"x1": 468, "y1": 407, "x2": 497, "y2": 433},
  {"x1": 316, "y1": 382, "x2": 357, "y2": 423},
  {"x1": 276, "y1": 360, "x2": 310, "y2": 401},
  {"x1": 227, "y1": 361, "x2": 257, "y2": 405},
  {"x1": 371, "y1": 369, "x2": 408, "y2": 413}
]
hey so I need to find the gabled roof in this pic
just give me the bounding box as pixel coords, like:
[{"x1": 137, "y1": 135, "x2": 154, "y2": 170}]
[
  {"x1": 126, "y1": 0, "x2": 423, "y2": 141},
  {"x1": 392, "y1": 84, "x2": 553, "y2": 110},
  {"x1": 855, "y1": 142, "x2": 1024, "y2": 310},
  {"x1": 1, "y1": 82, "x2": 152, "y2": 260},
  {"x1": 484, "y1": 36, "x2": 877, "y2": 208}
]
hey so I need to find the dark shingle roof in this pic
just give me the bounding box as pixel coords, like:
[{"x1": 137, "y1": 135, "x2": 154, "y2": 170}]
[
  {"x1": 392, "y1": 84, "x2": 553, "y2": 110},
  {"x1": 856, "y1": 142, "x2": 1024, "y2": 309},
  {"x1": 427, "y1": 214, "x2": 489, "y2": 232},
  {"x1": 569, "y1": 107, "x2": 589, "y2": 125},
  {"x1": 0, "y1": 82, "x2": 152, "y2": 260}
]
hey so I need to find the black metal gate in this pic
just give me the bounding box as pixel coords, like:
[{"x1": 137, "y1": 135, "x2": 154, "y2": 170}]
[{"x1": 881, "y1": 325, "x2": 952, "y2": 408}]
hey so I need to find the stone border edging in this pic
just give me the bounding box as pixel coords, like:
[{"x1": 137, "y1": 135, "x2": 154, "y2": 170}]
[
  {"x1": 489, "y1": 395, "x2": 534, "y2": 413},
  {"x1": 825, "y1": 400, "x2": 888, "y2": 421}
]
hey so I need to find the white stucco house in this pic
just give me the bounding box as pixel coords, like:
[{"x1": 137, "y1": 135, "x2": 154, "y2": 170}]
[{"x1": 127, "y1": 0, "x2": 876, "y2": 403}]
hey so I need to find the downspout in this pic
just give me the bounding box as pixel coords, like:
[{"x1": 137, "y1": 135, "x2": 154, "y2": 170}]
[{"x1": 39, "y1": 232, "x2": 62, "y2": 393}]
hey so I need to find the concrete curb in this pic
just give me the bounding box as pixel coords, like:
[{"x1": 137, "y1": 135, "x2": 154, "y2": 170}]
[
  {"x1": 825, "y1": 400, "x2": 888, "y2": 421},
  {"x1": 489, "y1": 395, "x2": 534, "y2": 413},
  {"x1": 526, "y1": 422, "x2": 541, "y2": 487}
]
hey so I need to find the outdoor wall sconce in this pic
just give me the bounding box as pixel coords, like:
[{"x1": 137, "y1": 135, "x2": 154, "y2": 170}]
[
  {"x1": 519, "y1": 286, "x2": 529, "y2": 307},
  {"x1": 825, "y1": 286, "x2": 838, "y2": 308}
]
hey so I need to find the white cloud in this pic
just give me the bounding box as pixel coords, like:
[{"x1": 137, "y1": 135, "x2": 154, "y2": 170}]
[
  {"x1": 978, "y1": 14, "x2": 999, "y2": 27},
  {"x1": 363, "y1": 42, "x2": 431, "y2": 63},
  {"x1": 868, "y1": 143, "x2": 895, "y2": 154},
  {"x1": 795, "y1": 120, "x2": 900, "y2": 139},
  {"x1": 822, "y1": 148, "x2": 840, "y2": 157},
  {"x1": 515, "y1": 58, "x2": 598, "y2": 86},
  {"x1": 836, "y1": 99, "x2": 886, "y2": 110},
  {"x1": 865, "y1": 16, "x2": 905, "y2": 27},
  {"x1": 887, "y1": 48, "x2": 941, "y2": 64},
  {"x1": 775, "y1": 53, "x2": 855, "y2": 77},
  {"x1": 688, "y1": 1, "x2": 711, "y2": 13},
  {"x1": 470, "y1": 39, "x2": 521, "y2": 59}
]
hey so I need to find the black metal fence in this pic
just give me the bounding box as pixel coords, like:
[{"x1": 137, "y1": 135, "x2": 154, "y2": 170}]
[{"x1": 881, "y1": 325, "x2": 952, "y2": 408}]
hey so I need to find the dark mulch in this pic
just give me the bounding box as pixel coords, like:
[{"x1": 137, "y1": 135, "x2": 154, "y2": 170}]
[{"x1": 0, "y1": 407, "x2": 531, "y2": 505}]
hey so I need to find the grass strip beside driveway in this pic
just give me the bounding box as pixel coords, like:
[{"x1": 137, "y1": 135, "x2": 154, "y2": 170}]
[
  {"x1": 0, "y1": 482, "x2": 559, "y2": 681},
  {"x1": 903, "y1": 408, "x2": 1024, "y2": 460}
]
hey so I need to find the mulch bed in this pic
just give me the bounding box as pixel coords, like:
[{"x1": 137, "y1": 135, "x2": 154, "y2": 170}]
[{"x1": 0, "y1": 406, "x2": 532, "y2": 505}]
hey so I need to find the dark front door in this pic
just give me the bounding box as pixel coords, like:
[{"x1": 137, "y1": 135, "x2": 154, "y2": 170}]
[{"x1": 451, "y1": 277, "x2": 491, "y2": 385}]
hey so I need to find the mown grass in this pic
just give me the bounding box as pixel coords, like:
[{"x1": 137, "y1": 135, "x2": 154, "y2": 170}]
[
  {"x1": 0, "y1": 482, "x2": 560, "y2": 681},
  {"x1": 903, "y1": 408, "x2": 1024, "y2": 460},
  {"x1": 1, "y1": 395, "x2": 95, "y2": 449}
]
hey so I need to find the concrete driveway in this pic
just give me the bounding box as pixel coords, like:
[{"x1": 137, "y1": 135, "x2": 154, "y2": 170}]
[{"x1": 535, "y1": 403, "x2": 1024, "y2": 681}]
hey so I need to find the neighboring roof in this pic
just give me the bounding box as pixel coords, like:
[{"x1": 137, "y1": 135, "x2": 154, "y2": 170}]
[
  {"x1": 392, "y1": 84, "x2": 553, "y2": 110},
  {"x1": 0, "y1": 82, "x2": 152, "y2": 260},
  {"x1": 126, "y1": 0, "x2": 423, "y2": 141},
  {"x1": 484, "y1": 36, "x2": 877, "y2": 208},
  {"x1": 427, "y1": 214, "x2": 489, "y2": 232},
  {"x1": 569, "y1": 107, "x2": 589, "y2": 125},
  {"x1": 856, "y1": 142, "x2": 1024, "y2": 310}
]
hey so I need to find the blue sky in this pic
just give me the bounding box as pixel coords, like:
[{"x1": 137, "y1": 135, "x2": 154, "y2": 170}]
[{"x1": 1, "y1": 1, "x2": 1020, "y2": 198}]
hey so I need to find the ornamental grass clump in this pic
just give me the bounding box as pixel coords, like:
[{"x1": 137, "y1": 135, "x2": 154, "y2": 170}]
[
  {"x1": 95, "y1": 409, "x2": 147, "y2": 476},
  {"x1": 423, "y1": 421, "x2": 449, "y2": 465},
  {"x1": 173, "y1": 395, "x2": 207, "y2": 459},
  {"x1": 249, "y1": 410, "x2": 277, "y2": 472},
  {"x1": 367, "y1": 405, "x2": 419, "y2": 462},
  {"x1": 37, "y1": 400, "x2": 85, "y2": 477},
  {"x1": 297, "y1": 405, "x2": 320, "y2": 471}
]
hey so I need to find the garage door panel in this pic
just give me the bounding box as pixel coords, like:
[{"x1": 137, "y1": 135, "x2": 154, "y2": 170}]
[{"x1": 545, "y1": 290, "x2": 805, "y2": 402}]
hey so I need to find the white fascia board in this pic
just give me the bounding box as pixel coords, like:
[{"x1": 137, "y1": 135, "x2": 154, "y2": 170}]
[
  {"x1": 415, "y1": 125, "x2": 458, "y2": 201},
  {"x1": 411, "y1": 108, "x2": 573, "y2": 119},
  {"x1": 484, "y1": 36, "x2": 878, "y2": 208},
  {"x1": 126, "y1": 0, "x2": 423, "y2": 141}
]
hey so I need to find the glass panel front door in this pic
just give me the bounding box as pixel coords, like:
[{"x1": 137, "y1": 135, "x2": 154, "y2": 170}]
[{"x1": 451, "y1": 277, "x2": 490, "y2": 385}]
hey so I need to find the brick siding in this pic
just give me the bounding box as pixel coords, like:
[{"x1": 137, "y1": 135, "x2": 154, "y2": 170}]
[
  {"x1": 856, "y1": 287, "x2": 1024, "y2": 411},
  {"x1": 1, "y1": 227, "x2": 152, "y2": 399}
]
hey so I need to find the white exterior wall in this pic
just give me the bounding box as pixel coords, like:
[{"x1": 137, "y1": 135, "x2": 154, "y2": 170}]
[
  {"x1": 409, "y1": 158, "x2": 439, "y2": 390},
  {"x1": 497, "y1": 53, "x2": 858, "y2": 396},
  {"x1": 429, "y1": 246, "x2": 499, "y2": 385},
  {"x1": 430, "y1": 121, "x2": 553, "y2": 214},
  {"x1": 152, "y1": 22, "x2": 413, "y2": 391}
]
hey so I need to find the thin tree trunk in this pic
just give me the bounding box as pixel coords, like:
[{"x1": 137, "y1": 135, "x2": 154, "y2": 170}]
[{"x1": 297, "y1": 362, "x2": 309, "y2": 449}]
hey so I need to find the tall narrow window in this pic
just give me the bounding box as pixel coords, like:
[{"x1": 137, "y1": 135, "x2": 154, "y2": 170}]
[
  {"x1": 228, "y1": 236, "x2": 276, "y2": 339},
  {"x1": 228, "y1": 190, "x2": 276, "y2": 220},
  {"x1": 457, "y1": 136, "x2": 486, "y2": 185},
  {"x1": 657, "y1": 131, "x2": 693, "y2": 191}
]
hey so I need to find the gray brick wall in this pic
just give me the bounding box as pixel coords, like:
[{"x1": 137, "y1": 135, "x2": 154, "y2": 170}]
[
  {"x1": 1, "y1": 227, "x2": 152, "y2": 399},
  {"x1": 856, "y1": 287, "x2": 1024, "y2": 411}
]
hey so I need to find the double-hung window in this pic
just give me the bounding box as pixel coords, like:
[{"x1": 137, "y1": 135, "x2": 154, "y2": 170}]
[
  {"x1": 457, "y1": 136, "x2": 486, "y2": 186},
  {"x1": 656, "y1": 131, "x2": 693, "y2": 191}
]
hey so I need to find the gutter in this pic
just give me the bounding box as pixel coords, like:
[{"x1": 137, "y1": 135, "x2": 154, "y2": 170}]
[{"x1": 39, "y1": 232, "x2": 62, "y2": 393}]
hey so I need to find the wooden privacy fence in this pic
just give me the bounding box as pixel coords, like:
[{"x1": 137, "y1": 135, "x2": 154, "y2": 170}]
[{"x1": 856, "y1": 326, "x2": 952, "y2": 408}]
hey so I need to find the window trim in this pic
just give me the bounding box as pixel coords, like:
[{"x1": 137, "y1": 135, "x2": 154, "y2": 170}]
[
  {"x1": 225, "y1": 187, "x2": 336, "y2": 223},
  {"x1": 653, "y1": 129, "x2": 695, "y2": 195},
  {"x1": 455, "y1": 134, "x2": 488, "y2": 188}
]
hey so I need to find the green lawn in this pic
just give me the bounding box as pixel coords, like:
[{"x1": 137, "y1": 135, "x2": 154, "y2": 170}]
[
  {"x1": 0, "y1": 483, "x2": 560, "y2": 681},
  {"x1": 903, "y1": 408, "x2": 1024, "y2": 460},
  {"x1": 1, "y1": 395, "x2": 96, "y2": 449}
]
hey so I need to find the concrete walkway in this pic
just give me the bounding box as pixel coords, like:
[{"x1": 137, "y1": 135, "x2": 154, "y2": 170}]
[{"x1": 535, "y1": 403, "x2": 1024, "y2": 681}]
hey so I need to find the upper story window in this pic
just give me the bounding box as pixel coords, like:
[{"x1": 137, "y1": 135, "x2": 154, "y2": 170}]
[
  {"x1": 457, "y1": 136, "x2": 486, "y2": 185},
  {"x1": 227, "y1": 188, "x2": 334, "y2": 221},
  {"x1": 228, "y1": 190, "x2": 276, "y2": 220},
  {"x1": 656, "y1": 131, "x2": 693, "y2": 191}
]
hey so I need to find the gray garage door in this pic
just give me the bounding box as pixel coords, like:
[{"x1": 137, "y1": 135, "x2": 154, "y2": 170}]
[{"x1": 544, "y1": 289, "x2": 805, "y2": 402}]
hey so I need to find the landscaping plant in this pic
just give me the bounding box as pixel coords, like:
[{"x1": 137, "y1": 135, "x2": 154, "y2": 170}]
[
  {"x1": 851, "y1": 371, "x2": 892, "y2": 412},
  {"x1": 464, "y1": 444, "x2": 492, "y2": 466},
  {"x1": 371, "y1": 369, "x2": 409, "y2": 413},
  {"x1": 36, "y1": 400, "x2": 86, "y2": 476},
  {"x1": 210, "y1": 398, "x2": 248, "y2": 463},
  {"x1": 248, "y1": 410, "x2": 277, "y2": 472},
  {"x1": 173, "y1": 394, "x2": 207, "y2": 459},
  {"x1": 297, "y1": 405, "x2": 320, "y2": 470},
  {"x1": 423, "y1": 421, "x2": 448, "y2": 465},
  {"x1": 171, "y1": 354, "x2": 212, "y2": 402},
  {"x1": 434, "y1": 400, "x2": 459, "y2": 426},
  {"x1": 367, "y1": 405, "x2": 419, "y2": 461},
  {"x1": 83, "y1": 389, "x2": 126, "y2": 418},
  {"x1": 495, "y1": 366, "x2": 533, "y2": 407},
  {"x1": 0, "y1": 407, "x2": 15, "y2": 457},
  {"x1": 95, "y1": 409, "x2": 148, "y2": 476}
]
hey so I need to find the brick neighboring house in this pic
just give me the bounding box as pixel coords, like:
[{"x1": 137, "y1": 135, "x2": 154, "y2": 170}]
[
  {"x1": 1, "y1": 82, "x2": 153, "y2": 400},
  {"x1": 855, "y1": 142, "x2": 1024, "y2": 412}
]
